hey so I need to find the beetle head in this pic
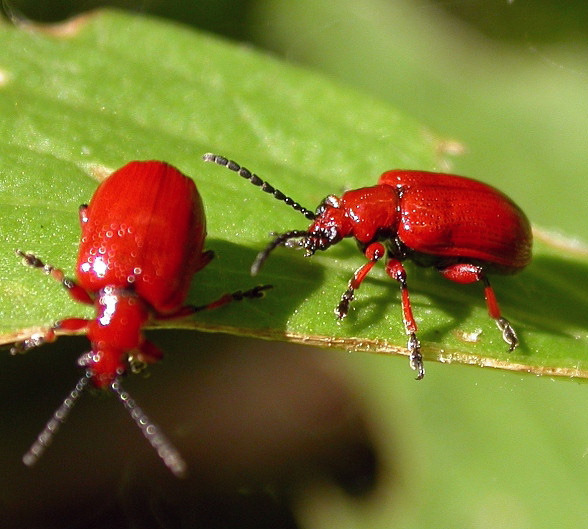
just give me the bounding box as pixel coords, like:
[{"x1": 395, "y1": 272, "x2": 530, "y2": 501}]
[
  {"x1": 251, "y1": 194, "x2": 353, "y2": 275},
  {"x1": 303, "y1": 194, "x2": 351, "y2": 254},
  {"x1": 23, "y1": 285, "x2": 185, "y2": 476}
]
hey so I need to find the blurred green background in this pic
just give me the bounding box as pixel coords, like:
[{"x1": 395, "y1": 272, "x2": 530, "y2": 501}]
[{"x1": 3, "y1": 1, "x2": 588, "y2": 528}]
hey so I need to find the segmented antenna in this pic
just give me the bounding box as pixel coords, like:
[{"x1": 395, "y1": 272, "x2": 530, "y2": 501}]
[
  {"x1": 202, "y1": 153, "x2": 316, "y2": 220},
  {"x1": 23, "y1": 375, "x2": 187, "y2": 477},
  {"x1": 251, "y1": 230, "x2": 309, "y2": 276},
  {"x1": 110, "y1": 380, "x2": 187, "y2": 478},
  {"x1": 23, "y1": 374, "x2": 90, "y2": 467}
]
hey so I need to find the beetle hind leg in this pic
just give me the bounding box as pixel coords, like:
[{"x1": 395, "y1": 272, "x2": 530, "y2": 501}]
[
  {"x1": 155, "y1": 284, "x2": 273, "y2": 320},
  {"x1": 438, "y1": 263, "x2": 519, "y2": 351},
  {"x1": 482, "y1": 276, "x2": 518, "y2": 351},
  {"x1": 495, "y1": 316, "x2": 518, "y2": 351},
  {"x1": 16, "y1": 250, "x2": 93, "y2": 304}
]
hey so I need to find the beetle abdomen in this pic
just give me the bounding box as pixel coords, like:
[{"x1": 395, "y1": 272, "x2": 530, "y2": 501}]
[
  {"x1": 378, "y1": 171, "x2": 532, "y2": 271},
  {"x1": 77, "y1": 161, "x2": 207, "y2": 313}
]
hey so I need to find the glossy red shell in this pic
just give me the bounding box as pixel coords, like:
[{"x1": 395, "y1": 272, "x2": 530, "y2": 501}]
[
  {"x1": 77, "y1": 161, "x2": 207, "y2": 314},
  {"x1": 378, "y1": 170, "x2": 532, "y2": 271}
]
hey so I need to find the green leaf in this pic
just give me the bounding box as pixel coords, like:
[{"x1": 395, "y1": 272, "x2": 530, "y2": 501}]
[{"x1": 0, "y1": 10, "x2": 586, "y2": 377}]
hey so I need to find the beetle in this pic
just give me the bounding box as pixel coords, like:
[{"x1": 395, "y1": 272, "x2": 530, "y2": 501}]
[
  {"x1": 12, "y1": 160, "x2": 270, "y2": 477},
  {"x1": 203, "y1": 153, "x2": 532, "y2": 380}
]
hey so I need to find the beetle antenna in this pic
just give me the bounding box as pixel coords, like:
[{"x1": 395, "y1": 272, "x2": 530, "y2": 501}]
[
  {"x1": 251, "y1": 230, "x2": 310, "y2": 276},
  {"x1": 203, "y1": 153, "x2": 316, "y2": 220},
  {"x1": 23, "y1": 373, "x2": 90, "y2": 467},
  {"x1": 110, "y1": 379, "x2": 187, "y2": 478}
]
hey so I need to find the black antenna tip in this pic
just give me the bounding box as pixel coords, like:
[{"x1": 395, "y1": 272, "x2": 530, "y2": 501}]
[
  {"x1": 202, "y1": 152, "x2": 219, "y2": 163},
  {"x1": 251, "y1": 231, "x2": 309, "y2": 276},
  {"x1": 202, "y1": 153, "x2": 316, "y2": 220}
]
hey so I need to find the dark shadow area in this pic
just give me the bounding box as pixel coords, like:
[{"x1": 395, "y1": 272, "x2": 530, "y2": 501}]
[
  {"x1": 432, "y1": 0, "x2": 588, "y2": 44},
  {"x1": 190, "y1": 237, "x2": 325, "y2": 330},
  {"x1": 0, "y1": 331, "x2": 381, "y2": 528},
  {"x1": 514, "y1": 254, "x2": 588, "y2": 334},
  {"x1": 0, "y1": 0, "x2": 255, "y2": 42},
  {"x1": 323, "y1": 252, "x2": 588, "y2": 354}
]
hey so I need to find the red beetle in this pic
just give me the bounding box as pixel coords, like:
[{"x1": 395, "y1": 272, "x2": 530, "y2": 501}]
[
  {"x1": 13, "y1": 161, "x2": 269, "y2": 476},
  {"x1": 203, "y1": 154, "x2": 532, "y2": 379}
]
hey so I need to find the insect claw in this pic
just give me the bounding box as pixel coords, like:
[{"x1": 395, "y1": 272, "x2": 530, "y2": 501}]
[
  {"x1": 335, "y1": 287, "x2": 354, "y2": 320},
  {"x1": 408, "y1": 333, "x2": 425, "y2": 380},
  {"x1": 496, "y1": 317, "x2": 519, "y2": 351},
  {"x1": 10, "y1": 332, "x2": 48, "y2": 354}
]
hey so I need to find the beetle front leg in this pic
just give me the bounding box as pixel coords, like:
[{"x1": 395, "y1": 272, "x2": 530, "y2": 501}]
[
  {"x1": 385, "y1": 259, "x2": 424, "y2": 380},
  {"x1": 13, "y1": 250, "x2": 93, "y2": 353},
  {"x1": 190, "y1": 284, "x2": 273, "y2": 312},
  {"x1": 336, "y1": 242, "x2": 386, "y2": 319},
  {"x1": 438, "y1": 263, "x2": 518, "y2": 351},
  {"x1": 11, "y1": 318, "x2": 90, "y2": 354},
  {"x1": 155, "y1": 284, "x2": 273, "y2": 320},
  {"x1": 16, "y1": 250, "x2": 93, "y2": 305},
  {"x1": 336, "y1": 245, "x2": 425, "y2": 379}
]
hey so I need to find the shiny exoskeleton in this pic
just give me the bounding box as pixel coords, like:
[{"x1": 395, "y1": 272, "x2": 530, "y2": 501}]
[
  {"x1": 203, "y1": 154, "x2": 532, "y2": 380},
  {"x1": 13, "y1": 161, "x2": 270, "y2": 476}
]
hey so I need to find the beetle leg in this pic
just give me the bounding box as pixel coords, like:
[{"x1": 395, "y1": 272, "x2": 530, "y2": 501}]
[
  {"x1": 57, "y1": 318, "x2": 91, "y2": 332},
  {"x1": 12, "y1": 250, "x2": 94, "y2": 353},
  {"x1": 384, "y1": 259, "x2": 424, "y2": 380},
  {"x1": 192, "y1": 284, "x2": 273, "y2": 312},
  {"x1": 155, "y1": 284, "x2": 273, "y2": 319},
  {"x1": 11, "y1": 317, "x2": 91, "y2": 354},
  {"x1": 10, "y1": 330, "x2": 56, "y2": 354},
  {"x1": 438, "y1": 264, "x2": 519, "y2": 351},
  {"x1": 336, "y1": 242, "x2": 386, "y2": 319},
  {"x1": 194, "y1": 250, "x2": 215, "y2": 273},
  {"x1": 16, "y1": 250, "x2": 93, "y2": 305},
  {"x1": 128, "y1": 339, "x2": 165, "y2": 374},
  {"x1": 482, "y1": 277, "x2": 519, "y2": 351}
]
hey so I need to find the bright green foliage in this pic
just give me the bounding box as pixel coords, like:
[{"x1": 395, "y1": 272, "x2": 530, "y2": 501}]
[{"x1": 0, "y1": 10, "x2": 586, "y2": 377}]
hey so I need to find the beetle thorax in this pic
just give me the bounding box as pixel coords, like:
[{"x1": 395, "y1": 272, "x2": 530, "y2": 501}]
[
  {"x1": 83, "y1": 287, "x2": 150, "y2": 388},
  {"x1": 306, "y1": 185, "x2": 400, "y2": 254}
]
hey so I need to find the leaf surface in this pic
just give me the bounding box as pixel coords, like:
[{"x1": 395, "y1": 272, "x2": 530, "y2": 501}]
[{"x1": 0, "y1": 10, "x2": 586, "y2": 377}]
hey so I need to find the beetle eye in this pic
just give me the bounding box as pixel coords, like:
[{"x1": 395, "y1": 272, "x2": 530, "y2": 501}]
[
  {"x1": 316, "y1": 194, "x2": 340, "y2": 216},
  {"x1": 306, "y1": 226, "x2": 341, "y2": 254}
]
